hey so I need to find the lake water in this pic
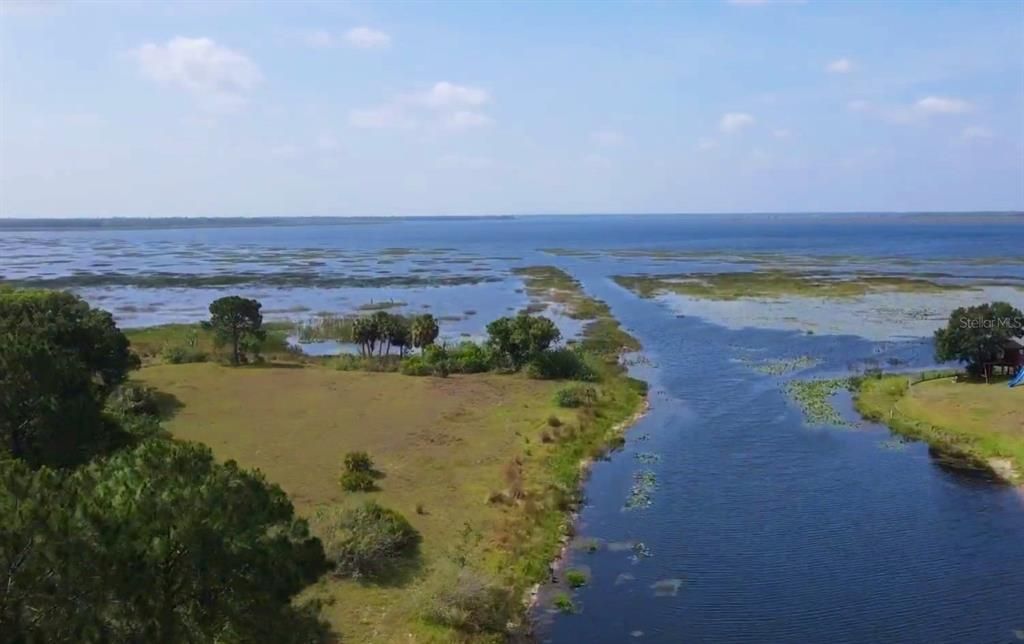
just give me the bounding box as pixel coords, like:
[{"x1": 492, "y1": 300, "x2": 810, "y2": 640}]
[{"x1": 3, "y1": 214, "x2": 1023, "y2": 643}]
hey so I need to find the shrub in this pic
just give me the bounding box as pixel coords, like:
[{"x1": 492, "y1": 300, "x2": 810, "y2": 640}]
[
  {"x1": 340, "y1": 470, "x2": 376, "y2": 492},
  {"x1": 107, "y1": 382, "x2": 160, "y2": 417},
  {"x1": 554, "y1": 385, "x2": 598, "y2": 408},
  {"x1": 161, "y1": 344, "x2": 207, "y2": 364},
  {"x1": 547, "y1": 415, "x2": 562, "y2": 427},
  {"x1": 448, "y1": 342, "x2": 494, "y2": 374},
  {"x1": 416, "y1": 562, "x2": 513, "y2": 634},
  {"x1": 400, "y1": 356, "x2": 433, "y2": 376},
  {"x1": 527, "y1": 348, "x2": 598, "y2": 381},
  {"x1": 552, "y1": 592, "x2": 574, "y2": 614},
  {"x1": 344, "y1": 451, "x2": 373, "y2": 473},
  {"x1": 565, "y1": 569, "x2": 588, "y2": 588},
  {"x1": 314, "y1": 501, "x2": 420, "y2": 579}
]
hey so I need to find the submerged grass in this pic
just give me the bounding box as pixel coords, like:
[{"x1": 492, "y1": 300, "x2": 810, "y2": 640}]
[
  {"x1": 613, "y1": 270, "x2": 976, "y2": 301},
  {"x1": 854, "y1": 373, "x2": 1023, "y2": 483}
]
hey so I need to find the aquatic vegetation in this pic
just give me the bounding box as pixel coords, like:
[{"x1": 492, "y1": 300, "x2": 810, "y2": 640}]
[
  {"x1": 552, "y1": 592, "x2": 575, "y2": 614},
  {"x1": 356, "y1": 300, "x2": 406, "y2": 311},
  {"x1": 624, "y1": 470, "x2": 657, "y2": 510},
  {"x1": 744, "y1": 355, "x2": 821, "y2": 376},
  {"x1": 784, "y1": 378, "x2": 852, "y2": 427},
  {"x1": 614, "y1": 270, "x2": 975, "y2": 301},
  {"x1": 634, "y1": 452, "x2": 661, "y2": 464},
  {"x1": 565, "y1": 569, "x2": 588, "y2": 588},
  {"x1": 3, "y1": 271, "x2": 500, "y2": 289}
]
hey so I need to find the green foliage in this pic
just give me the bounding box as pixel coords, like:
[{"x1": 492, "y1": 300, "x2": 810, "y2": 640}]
[
  {"x1": 934, "y1": 301, "x2": 1024, "y2": 375},
  {"x1": 0, "y1": 440, "x2": 328, "y2": 642},
  {"x1": 447, "y1": 341, "x2": 494, "y2": 373},
  {"x1": 554, "y1": 385, "x2": 598, "y2": 408},
  {"x1": 410, "y1": 313, "x2": 440, "y2": 350},
  {"x1": 552, "y1": 592, "x2": 575, "y2": 614},
  {"x1": 784, "y1": 378, "x2": 852, "y2": 426},
  {"x1": 314, "y1": 501, "x2": 421, "y2": 579},
  {"x1": 340, "y1": 469, "x2": 376, "y2": 492},
  {"x1": 208, "y1": 295, "x2": 266, "y2": 365},
  {"x1": 415, "y1": 561, "x2": 513, "y2": 634},
  {"x1": 547, "y1": 415, "x2": 563, "y2": 427},
  {"x1": 344, "y1": 450, "x2": 374, "y2": 472},
  {"x1": 0, "y1": 289, "x2": 138, "y2": 468},
  {"x1": 160, "y1": 343, "x2": 207, "y2": 364},
  {"x1": 527, "y1": 348, "x2": 598, "y2": 381},
  {"x1": 486, "y1": 314, "x2": 561, "y2": 370},
  {"x1": 565, "y1": 569, "x2": 588, "y2": 588},
  {"x1": 106, "y1": 382, "x2": 160, "y2": 417},
  {"x1": 400, "y1": 355, "x2": 434, "y2": 376},
  {"x1": 0, "y1": 287, "x2": 139, "y2": 392}
]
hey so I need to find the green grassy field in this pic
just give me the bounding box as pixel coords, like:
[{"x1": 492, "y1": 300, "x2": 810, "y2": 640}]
[
  {"x1": 125, "y1": 321, "x2": 296, "y2": 362},
  {"x1": 138, "y1": 356, "x2": 643, "y2": 642},
  {"x1": 855, "y1": 374, "x2": 1024, "y2": 483}
]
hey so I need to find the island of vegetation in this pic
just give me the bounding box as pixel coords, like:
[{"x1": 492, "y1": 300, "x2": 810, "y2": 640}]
[{"x1": 1, "y1": 266, "x2": 647, "y2": 642}]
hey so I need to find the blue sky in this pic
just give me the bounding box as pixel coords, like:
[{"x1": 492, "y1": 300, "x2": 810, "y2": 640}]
[{"x1": 1, "y1": 0, "x2": 1022, "y2": 217}]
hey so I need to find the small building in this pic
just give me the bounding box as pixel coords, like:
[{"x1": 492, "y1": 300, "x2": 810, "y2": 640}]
[{"x1": 984, "y1": 339, "x2": 1024, "y2": 379}]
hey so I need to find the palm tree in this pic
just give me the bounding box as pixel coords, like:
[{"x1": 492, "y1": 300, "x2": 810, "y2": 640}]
[
  {"x1": 352, "y1": 317, "x2": 379, "y2": 357},
  {"x1": 410, "y1": 314, "x2": 439, "y2": 351},
  {"x1": 389, "y1": 317, "x2": 411, "y2": 357}
]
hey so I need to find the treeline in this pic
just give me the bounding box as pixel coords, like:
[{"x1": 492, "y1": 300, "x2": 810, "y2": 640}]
[{"x1": 0, "y1": 288, "x2": 330, "y2": 641}]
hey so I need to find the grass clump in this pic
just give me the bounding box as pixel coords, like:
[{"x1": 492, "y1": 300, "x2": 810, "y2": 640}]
[
  {"x1": 565, "y1": 569, "x2": 588, "y2": 588},
  {"x1": 313, "y1": 501, "x2": 420, "y2": 579},
  {"x1": 340, "y1": 451, "x2": 379, "y2": 492},
  {"x1": 552, "y1": 592, "x2": 575, "y2": 614},
  {"x1": 414, "y1": 562, "x2": 513, "y2": 635},
  {"x1": 527, "y1": 348, "x2": 598, "y2": 381}
]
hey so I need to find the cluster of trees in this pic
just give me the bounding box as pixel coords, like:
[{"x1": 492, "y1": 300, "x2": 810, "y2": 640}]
[
  {"x1": 0, "y1": 288, "x2": 329, "y2": 641},
  {"x1": 934, "y1": 301, "x2": 1024, "y2": 376},
  {"x1": 352, "y1": 312, "x2": 438, "y2": 357}
]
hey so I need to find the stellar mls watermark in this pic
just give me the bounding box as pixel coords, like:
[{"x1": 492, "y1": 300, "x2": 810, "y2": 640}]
[{"x1": 958, "y1": 317, "x2": 1024, "y2": 330}]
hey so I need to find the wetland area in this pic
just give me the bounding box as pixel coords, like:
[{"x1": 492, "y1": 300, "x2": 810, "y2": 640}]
[{"x1": 4, "y1": 213, "x2": 1023, "y2": 643}]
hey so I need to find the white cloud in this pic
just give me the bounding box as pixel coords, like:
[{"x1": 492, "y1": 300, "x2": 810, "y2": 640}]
[
  {"x1": 350, "y1": 81, "x2": 493, "y2": 132},
  {"x1": 316, "y1": 133, "x2": 339, "y2": 151},
  {"x1": 591, "y1": 129, "x2": 626, "y2": 147},
  {"x1": 697, "y1": 138, "x2": 718, "y2": 151},
  {"x1": 133, "y1": 37, "x2": 261, "y2": 110},
  {"x1": 961, "y1": 125, "x2": 993, "y2": 140},
  {"x1": 847, "y1": 99, "x2": 870, "y2": 112},
  {"x1": 773, "y1": 128, "x2": 791, "y2": 139},
  {"x1": 719, "y1": 112, "x2": 755, "y2": 134},
  {"x1": 412, "y1": 82, "x2": 490, "y2": 109},
  {"x1": 826, "y1": 58, "x2": 854, "y2": 74},
  {"x1": 344, "y1": 26, "x2": 391, "y2": 49},
  {"x1": 915, "y1": 96, "x2": 972, "y2": 114}
]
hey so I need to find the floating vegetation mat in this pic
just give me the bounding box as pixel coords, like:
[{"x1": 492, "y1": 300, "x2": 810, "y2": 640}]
[
  {"x1": 739, "y1": 355, "x2": 821, "y2": 376},
  {"x1": 624, "y1": 470, "x2": 657, "y2": 510},
  {"x1": 784, "y1": 378, "x2": 852, "y2": 427}
]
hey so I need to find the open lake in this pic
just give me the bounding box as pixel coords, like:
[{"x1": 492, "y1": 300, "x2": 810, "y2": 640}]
[{"x1": 4, "y1": 213, "x2": 1023, "y2": 643}]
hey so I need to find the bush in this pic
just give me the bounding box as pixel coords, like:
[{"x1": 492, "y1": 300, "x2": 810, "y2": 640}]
[
  {"x1": 448, "y1": 342, "x2": 494, "y2": 374},
  {"x1": 400, "y1": 356, "x2": 433, "y2": 376},
  {"x1": 107, "y1": 383, "x2": 160, "y2": 417},
  {"x1": 161, "y1": 344, "x2": 207, "y2": 364},
  {"x1": 554, "y1": 385, "x2": 598, "y2": 408},
  {"x1": 416, "y1": 563, "x2": 513, "y2": 634},
  {"x1": 314, "y1": 501, "x2": 420, "y2": 579},
  {"x1": 547, "y1": 415, "x2": 562, "y2": 427},
  {"x1": 340, "y1": 470, "x2": 376, "y2": 492},
  {"x1": 527, "y1": 348, "x2": 598, "y2": 381},
  {"x1": 333, "y1": 354, "x2": 399, "y2": 372},
  {"x1": 344, "y1": 451, "x2": 373, "y2": 473}
]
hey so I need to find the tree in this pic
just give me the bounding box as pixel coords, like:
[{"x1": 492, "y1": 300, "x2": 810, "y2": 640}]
[
  {"x1": 389, "y1": 316, "x2": 411, "y2": 357},
  {"x1": 353, "y1": 316, "x2": 380, "y2": 357},
  {"x1": 370, "y1": 311, "x2": 396, "y2": 356},
  {"x1": 410, "y1": 314, "x2": 440, "y2": 351},
  {"x1": 0, "y1": 441, "x2": 329, "y2": 642},
  {"x1": 0, "y1": 289, "x2": 138, "y2": 467},
  {"x1": 0, "y1": 288, "x2": 138, "y2": 393},
  {"x1": 486, "y1": 314, "x2": 561, "y2": 370},
  {"x1": 934, "y1": 302, "x2": 1024, "y2": 376},
  {"x1": 208, "y1": 296, "x2": 266, "y2": 365}
]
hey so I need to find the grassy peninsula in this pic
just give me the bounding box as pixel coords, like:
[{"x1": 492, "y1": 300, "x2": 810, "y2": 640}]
[
  {"x1": 854, "y1": 374, "x2": 1023, "y2": 483},
  {"x1": 131, "y1": 268, "x2": 646, "y2": 642}
]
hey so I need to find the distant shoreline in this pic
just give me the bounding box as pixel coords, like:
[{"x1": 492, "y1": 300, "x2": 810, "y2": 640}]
[{"x1": 1, "y1": 211, "x2": 1021, "y2": 232}]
